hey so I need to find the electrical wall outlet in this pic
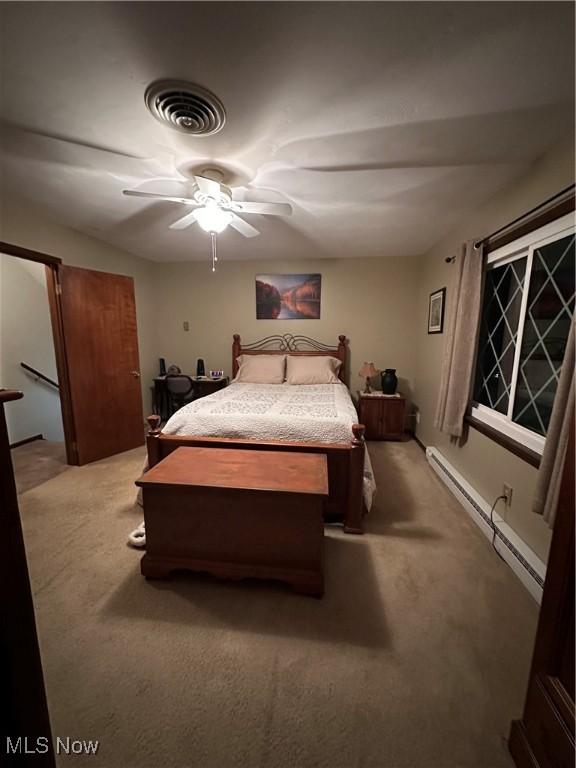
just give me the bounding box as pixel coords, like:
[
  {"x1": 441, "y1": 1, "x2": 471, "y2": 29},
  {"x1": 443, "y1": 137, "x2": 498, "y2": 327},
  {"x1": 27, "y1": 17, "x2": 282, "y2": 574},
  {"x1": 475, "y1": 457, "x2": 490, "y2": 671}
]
[
  {"x1": 502, "y1": 484, "x2": 513, "y2": 506},
  {"x1": 415, "y1": 410, "x2": 421, "y2": 424},
  {"x1": 183, "y1": 321, "x2": 190, "y2": 332}
]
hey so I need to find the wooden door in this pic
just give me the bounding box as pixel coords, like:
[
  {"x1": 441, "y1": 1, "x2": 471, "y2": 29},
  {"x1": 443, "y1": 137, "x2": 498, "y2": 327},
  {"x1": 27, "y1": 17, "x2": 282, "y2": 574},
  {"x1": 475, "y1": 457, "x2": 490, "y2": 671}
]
[
  {"x1": 509, "y1": 424, "x2": 575, "y2": 768},
  {"x1": 58, "y1": 266, "x2": 144, "y2": 465}
]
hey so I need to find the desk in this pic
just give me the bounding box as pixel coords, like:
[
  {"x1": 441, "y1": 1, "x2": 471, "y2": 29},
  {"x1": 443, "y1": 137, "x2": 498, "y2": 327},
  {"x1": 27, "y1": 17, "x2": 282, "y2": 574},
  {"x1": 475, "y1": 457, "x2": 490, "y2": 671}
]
[{"x1": 153, "y1": 376, "x2": 229, "y2": 421}]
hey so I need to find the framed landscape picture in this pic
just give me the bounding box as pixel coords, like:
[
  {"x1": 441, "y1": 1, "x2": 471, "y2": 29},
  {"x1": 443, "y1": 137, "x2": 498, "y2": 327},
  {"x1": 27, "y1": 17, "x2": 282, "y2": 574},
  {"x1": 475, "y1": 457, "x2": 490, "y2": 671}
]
[
  {"x1": 428, "y1": 287, "x2": 446, "y2": 334},
  {"x1": 256, "y1": 274, "x2": 321, "y2": 319}
]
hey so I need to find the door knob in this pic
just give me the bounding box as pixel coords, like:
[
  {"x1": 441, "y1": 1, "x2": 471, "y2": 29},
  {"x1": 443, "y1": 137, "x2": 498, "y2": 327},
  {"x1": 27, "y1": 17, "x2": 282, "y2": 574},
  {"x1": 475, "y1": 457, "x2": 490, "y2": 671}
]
[{"x1": 130, "y1": 371, "x2": 141, "y2": 378}]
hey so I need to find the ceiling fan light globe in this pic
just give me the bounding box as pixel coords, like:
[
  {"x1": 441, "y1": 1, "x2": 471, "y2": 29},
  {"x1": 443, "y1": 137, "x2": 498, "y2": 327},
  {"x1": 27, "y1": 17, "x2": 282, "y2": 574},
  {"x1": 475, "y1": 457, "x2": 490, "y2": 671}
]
[{"x1": 195, "y1": 205, "x2": 233, "y2": 234}]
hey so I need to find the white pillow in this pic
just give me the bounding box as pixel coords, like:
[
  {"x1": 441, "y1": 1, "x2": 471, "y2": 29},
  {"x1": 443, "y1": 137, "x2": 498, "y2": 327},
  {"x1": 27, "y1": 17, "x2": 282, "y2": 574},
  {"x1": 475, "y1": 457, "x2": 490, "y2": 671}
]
[
  {"x1": 285, "y1": 355, "x2": 342, "y2": 385},
  {"x1": 235, "y1": 354, "x2": 286, "y2": 384}
]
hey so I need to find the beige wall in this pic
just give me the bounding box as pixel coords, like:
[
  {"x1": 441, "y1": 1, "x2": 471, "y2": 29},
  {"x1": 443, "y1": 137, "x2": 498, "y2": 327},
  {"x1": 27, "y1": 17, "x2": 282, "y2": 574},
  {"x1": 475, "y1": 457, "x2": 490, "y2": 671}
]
[
  {"x1": 2, "y1": 134, "x2": 572, "y2": 564},
  {"x1": 151, "y1": 255, "x2": 420, "y2": 408},
  {"x1": 0, "y1": 198, "x2": 422, "y2": 432},
  {"x1": 0, "y1": 254, "x2": 64, "y2": 442},
  {"x1": 413, "y1": 135, "x2": 575, "y2": 563},
  {"x1": 0, "y1": 196, "x2": 157, "y2": 412}
]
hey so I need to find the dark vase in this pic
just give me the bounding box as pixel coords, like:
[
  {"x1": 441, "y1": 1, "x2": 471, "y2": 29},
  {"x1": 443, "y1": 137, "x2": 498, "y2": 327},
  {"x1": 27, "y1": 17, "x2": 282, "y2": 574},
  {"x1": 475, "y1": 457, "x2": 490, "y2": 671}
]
[{"x1": 381, "y1": 369, "x2": 398, "y2": 395}]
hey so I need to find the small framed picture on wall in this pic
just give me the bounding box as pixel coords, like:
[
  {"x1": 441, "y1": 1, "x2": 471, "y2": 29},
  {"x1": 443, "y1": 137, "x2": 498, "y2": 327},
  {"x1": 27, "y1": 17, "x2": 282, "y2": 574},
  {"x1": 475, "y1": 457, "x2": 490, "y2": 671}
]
[{"x1": 428, "y1": 287, "x2": 446, "y2": 334}]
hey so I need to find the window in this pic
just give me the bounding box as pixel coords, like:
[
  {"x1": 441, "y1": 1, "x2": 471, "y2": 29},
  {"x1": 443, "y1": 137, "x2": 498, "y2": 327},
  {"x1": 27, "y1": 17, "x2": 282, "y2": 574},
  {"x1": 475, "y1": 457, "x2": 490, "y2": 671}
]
[{"x1": 472, "y1": 213, "x2": 575, "y2": 454}]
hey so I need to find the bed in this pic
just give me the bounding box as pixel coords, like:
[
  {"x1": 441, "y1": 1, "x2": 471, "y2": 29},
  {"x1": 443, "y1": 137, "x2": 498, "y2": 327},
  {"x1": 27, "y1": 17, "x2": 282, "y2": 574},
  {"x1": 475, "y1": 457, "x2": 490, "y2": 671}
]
[{"x1": 145, "y1": 334, "x2": 375, "y2": 533}]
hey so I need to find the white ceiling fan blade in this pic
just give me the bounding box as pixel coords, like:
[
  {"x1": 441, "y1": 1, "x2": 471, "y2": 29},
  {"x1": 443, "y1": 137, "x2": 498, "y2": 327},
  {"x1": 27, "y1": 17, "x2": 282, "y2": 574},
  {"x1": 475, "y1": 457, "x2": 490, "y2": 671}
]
[
  {"x1": 229, "y1": 213, "x2": 260, "y2": 238},
  {"x1": 119, "y1": 174, "x2": 193, "y2": 186},
  {"x1": 234, "y1": 201, "x2": 292, "y2": 216},
  {"x1": 169, "y1": 210, "x2": 199, "y2": 230},
  {"x1": 194, "y1": 175, "x2": 221, "y2": 197},
  {"x1": 123, "y1": 189, "x2": 197, "y2": 205}
]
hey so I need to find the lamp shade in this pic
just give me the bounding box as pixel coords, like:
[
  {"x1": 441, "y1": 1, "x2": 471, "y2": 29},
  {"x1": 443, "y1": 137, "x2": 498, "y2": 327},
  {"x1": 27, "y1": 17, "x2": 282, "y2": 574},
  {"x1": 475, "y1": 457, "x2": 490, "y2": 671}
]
[
  {"x1": 195, "y1": 203, "x2": 233, "y2": 234},
  {"x1": 359, "y1": 362, "x2": 378, "y2": 379}
]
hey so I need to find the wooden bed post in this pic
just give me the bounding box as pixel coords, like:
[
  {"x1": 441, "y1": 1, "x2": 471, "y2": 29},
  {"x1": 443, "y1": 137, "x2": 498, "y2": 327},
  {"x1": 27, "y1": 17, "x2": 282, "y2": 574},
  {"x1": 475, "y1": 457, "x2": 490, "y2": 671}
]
[
  {"x1": 344, "y1": 424, "x2": 366, "y2": 534},
  {"x1": 337, "y1": 335, "x2": 348, "y2": 382},
  {"x1": 146, "y1": 414, "x2": 162, "y2": 468},
  {"x1": 232, "y1": 333, "x2": 241, "y2": 377}
]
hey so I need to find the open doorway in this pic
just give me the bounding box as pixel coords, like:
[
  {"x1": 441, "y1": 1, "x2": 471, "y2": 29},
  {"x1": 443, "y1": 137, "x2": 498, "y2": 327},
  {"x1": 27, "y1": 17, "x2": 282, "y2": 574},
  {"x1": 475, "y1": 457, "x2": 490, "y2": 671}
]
[
  {"x1": 1, "y1": 240, "x2": 145, "y2": 472},
  {"x1": 0, "y1": 252, "x2": 68, "y2": 492}
]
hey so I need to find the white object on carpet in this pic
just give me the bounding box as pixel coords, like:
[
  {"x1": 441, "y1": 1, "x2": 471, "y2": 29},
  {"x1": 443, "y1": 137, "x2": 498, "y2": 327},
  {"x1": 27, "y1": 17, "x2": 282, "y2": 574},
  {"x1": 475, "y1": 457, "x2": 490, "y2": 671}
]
[{"x1": 127, "y1": 521, "x2": 146, "y2": 548}]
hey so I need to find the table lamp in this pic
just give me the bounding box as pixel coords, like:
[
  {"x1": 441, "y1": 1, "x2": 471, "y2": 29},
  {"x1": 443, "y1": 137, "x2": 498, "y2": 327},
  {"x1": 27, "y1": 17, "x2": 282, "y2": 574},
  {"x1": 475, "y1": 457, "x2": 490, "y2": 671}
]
[{"x1": 359, "y1": 362, "x2": 378, "y2": 393}]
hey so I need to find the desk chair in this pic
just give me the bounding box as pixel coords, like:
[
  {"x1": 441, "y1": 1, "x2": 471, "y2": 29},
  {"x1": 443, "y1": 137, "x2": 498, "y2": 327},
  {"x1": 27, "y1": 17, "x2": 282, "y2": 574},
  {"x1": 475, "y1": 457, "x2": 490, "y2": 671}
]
[{"x1": 165, "y1": 374, "x2": 195, "y2": 417}]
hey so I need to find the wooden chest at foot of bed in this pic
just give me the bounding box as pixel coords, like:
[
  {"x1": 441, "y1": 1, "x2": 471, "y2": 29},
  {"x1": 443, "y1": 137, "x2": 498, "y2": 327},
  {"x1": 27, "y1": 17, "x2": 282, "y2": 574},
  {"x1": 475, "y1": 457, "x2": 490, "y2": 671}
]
[{"x1": 135, "y1": 446, "x2": 328, "y2": 597}]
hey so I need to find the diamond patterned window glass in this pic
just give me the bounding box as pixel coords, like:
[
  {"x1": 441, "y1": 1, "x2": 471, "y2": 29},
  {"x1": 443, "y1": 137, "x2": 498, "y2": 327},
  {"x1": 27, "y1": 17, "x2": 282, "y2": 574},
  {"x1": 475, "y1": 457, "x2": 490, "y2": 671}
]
[
  {"x1": 512, "y1": 234, "x2": 575, "y2": 436},
  {"x1": 474, "y1": 258, "x2": 527, "y2": 414}
]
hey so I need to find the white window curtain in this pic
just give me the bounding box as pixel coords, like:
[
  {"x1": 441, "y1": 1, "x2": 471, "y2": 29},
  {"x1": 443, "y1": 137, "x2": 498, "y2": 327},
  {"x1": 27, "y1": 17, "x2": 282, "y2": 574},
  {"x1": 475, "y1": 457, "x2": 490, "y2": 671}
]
[
  {"x1": 533, "y1": 317, "x2": 575, "y2": 528},
  {"x1": 434, "y1": 240, "x2": 484, "y2": 438}
]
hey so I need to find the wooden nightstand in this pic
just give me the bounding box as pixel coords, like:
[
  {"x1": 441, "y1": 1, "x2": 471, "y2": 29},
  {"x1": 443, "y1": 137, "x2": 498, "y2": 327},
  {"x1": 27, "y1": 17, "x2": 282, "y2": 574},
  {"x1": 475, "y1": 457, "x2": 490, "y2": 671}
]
[
  {"x1": 357, "y1": 392, "x2": 406, "y2": 440},
  {"x1": 192, "y1": 376, "x2": 229, "y2": 399}
]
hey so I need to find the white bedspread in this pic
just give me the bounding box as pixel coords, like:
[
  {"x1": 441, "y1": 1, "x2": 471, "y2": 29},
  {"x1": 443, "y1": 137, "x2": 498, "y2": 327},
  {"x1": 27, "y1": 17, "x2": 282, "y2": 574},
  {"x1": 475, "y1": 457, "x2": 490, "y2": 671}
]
[{"x1": 163, "y1": 382, "x2": 375, "y2": 509}]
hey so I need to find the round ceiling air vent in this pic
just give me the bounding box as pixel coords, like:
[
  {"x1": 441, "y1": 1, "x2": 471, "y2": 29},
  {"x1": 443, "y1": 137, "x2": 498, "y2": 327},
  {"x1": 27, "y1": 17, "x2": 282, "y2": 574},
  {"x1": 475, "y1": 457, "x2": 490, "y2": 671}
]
[{"x1": 144, "y1": 80, "x2": 226, "y2": 136}]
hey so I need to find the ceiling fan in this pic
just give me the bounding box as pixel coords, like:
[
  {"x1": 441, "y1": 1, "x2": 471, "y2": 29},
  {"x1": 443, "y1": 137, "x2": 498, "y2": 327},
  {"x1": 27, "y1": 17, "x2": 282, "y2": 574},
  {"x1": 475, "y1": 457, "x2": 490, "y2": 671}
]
[{"x1": 122, "y1": 172, "x2": 293, "y2": 239}]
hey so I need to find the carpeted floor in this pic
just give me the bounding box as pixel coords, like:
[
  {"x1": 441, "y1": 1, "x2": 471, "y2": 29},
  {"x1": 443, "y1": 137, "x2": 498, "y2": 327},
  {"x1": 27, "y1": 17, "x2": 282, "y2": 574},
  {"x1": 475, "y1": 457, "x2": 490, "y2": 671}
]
[
  {"x1": 12, "y1": 439, "x2": 68, "y2": 494},
  {"x1": 18, "y1": 439, "x2": 538, "y2": 768}
]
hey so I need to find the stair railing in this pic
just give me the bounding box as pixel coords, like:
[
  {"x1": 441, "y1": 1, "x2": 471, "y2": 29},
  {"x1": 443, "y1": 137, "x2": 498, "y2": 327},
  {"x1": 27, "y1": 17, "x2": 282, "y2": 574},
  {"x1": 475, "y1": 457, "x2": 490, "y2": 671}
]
[{"x1": 20, "y1": 362, "x2": 59, "y2": 390}]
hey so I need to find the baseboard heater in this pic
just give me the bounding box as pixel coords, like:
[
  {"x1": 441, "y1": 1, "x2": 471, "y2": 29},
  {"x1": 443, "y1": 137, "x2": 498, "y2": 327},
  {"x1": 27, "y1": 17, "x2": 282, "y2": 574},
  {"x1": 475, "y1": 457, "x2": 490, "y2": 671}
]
[{"x1": 426, "y1": 447, "x2": 545, "y2": 603}]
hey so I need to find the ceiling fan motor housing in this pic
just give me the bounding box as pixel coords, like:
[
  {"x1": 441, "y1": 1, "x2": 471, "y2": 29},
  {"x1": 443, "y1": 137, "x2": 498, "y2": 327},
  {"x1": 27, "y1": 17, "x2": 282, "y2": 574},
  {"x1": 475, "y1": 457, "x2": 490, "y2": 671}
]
[{"x1": 194, "y1": 184, "x2": 232, "y2": 207}]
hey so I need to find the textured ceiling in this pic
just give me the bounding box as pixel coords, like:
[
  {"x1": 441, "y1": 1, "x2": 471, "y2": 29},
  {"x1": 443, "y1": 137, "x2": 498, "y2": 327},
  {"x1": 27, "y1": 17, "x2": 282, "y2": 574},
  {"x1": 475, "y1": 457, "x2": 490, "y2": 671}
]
[{"x1": 0, "y1": 2, "x2": 574, "y2": 262}]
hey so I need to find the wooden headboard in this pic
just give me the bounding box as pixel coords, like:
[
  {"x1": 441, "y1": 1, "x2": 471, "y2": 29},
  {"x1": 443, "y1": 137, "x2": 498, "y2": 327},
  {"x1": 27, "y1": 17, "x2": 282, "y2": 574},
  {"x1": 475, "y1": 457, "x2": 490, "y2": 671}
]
[{"x1": 232, "y1": 334, "x2": 348, "y2": 382}]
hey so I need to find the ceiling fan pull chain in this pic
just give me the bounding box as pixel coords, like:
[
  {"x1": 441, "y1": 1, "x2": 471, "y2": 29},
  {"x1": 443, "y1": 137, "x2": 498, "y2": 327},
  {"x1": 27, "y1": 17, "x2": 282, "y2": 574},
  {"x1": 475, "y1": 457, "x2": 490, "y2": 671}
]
[{"x1": 211, "y1": 231, "x2": 217, "y2": 272}]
